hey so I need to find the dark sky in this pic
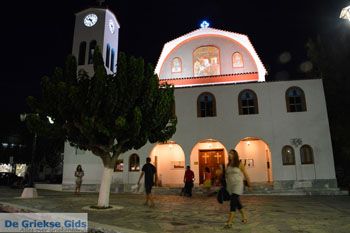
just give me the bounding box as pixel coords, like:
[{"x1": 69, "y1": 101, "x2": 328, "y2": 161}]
[{"x1": 1, "y1": 0, "x2": 350, "y2": 120}]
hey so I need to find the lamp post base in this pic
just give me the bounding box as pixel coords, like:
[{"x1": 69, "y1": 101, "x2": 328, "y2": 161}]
[{"x1": 21, "y1": 187, "x2": 38, "y2": 198}]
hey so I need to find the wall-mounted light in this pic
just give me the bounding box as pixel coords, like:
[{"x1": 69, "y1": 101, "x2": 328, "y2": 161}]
[{"x1": 246, "y1": 141, "x2": 251, "y2": 146}]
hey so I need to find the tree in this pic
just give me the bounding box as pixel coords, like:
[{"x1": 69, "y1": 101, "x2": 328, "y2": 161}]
[
  {"x1": 26, "y1": 47, "x2": 177, "y2": 207},
  {"x1": 36, "y1": 136, "x2": 63, "y2": 183},
  {"x1": 306, "y1": 27, "x2": 350, "y2": 188}
]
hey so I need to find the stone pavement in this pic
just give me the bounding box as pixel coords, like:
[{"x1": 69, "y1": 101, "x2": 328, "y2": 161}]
[{"x1": 0, "y1": 186, "x2": 350, "y2": 233}]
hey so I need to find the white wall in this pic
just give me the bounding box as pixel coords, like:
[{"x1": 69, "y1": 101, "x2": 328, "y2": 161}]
[
  {"x1": 63, "y1": 79, "x2": 336, "y2": 187},
  {"x1": 62, "y1": 142, "x2": 104, "y2": 185},
  {"x1": 170, "y1": 79, "x2": 335, "y2": 182}
]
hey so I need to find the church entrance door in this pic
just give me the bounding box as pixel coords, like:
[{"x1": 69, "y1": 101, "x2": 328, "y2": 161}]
[{"x1": 198, "y1": 149, "x2": 224, "y2": 184}]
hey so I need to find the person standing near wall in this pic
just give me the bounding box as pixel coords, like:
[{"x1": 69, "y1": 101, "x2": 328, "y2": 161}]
[
  {"x1": 214, "y1": 164, "x2": 224, "y2": 187},
  {"x1": 203, "y1": 166, "x2": 212, "y2": 195},
  {"x1": 74, "y1": 164, "x2": 84, "y2": 195},
  {"x1": 138, "y1": 157, "x2": 156, "y2": 208},
  {"x1": 183, "y1": 165, "x2": 195, "y2": 197},
  {"x1": 224, "y1": 149, "x2": 251, "y2": 228}
]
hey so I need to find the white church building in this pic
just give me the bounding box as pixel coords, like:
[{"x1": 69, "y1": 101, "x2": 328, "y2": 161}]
[{"x1": 62, "y1": 6, "x2": 338, "y2": 193}]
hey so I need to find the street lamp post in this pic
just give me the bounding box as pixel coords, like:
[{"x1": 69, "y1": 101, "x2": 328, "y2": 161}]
[
  {"x1": 27, "y1": 132, "x2": 37, "y2": 187},
  {"x1": 20, "y1": 113, "x2": 38, "y2": 198}
]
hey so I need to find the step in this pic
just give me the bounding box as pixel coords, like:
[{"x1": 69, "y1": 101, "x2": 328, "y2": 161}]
[{"x1": 151, "y1": 186, "x2": 348, "y2": 196}]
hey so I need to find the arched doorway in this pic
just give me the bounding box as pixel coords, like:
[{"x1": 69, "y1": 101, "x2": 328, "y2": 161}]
[
  {"x1": 149, "y1": 141, "x2": 185, "y2": 187},
  {"x1": 190, "y1": 139, "x2": 228, "y2": 185},
  {"x1": 235, "y1": 137, "x2": 273, "y2": 183}
]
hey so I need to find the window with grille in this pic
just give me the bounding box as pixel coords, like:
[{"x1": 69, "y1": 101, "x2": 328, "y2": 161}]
[
  {"x1": 114, "y1": 159, "x2": 124, "y2": 172},
  {"x1": 105, "y1": 44, "x2": 110, "y2": 68},
  {"x1": 88, "y1": 40, "x2": 97, "y2": 64},
  {"x1": 78, "y1": 41, "x2": 86, "y2": 65},
  {"x1": 110, "y1": 49, "x2": 115, "y2": 72},
  {"x1": 282, "y1": 145, "x2": 295, "y2": 165},
  {"x1": 238, "y1": 90, "x2": 258, "y2": 115},
  {"x1": 286, "y1": 87, "x2": 307, "y2": 112},
  {"x1": 129, "y1": 154, "x2": 140, "y2": 171},
  {"x1": 197, "y1": 92, "x2": 216, "y2": 117},
  {"x1": 300, "y1": 145, "x2": 314, "y2": 164}
]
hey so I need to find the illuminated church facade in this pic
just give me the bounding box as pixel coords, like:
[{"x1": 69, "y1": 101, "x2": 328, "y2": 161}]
[{"x1": 62, "y1": 7, "x2": 338, "y2": 192}]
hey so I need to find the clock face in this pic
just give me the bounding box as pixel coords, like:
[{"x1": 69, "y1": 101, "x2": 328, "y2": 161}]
[
  {"x1": 84, "y1": 14, "x2": 98, "y2": 27},
  {"x1": 109, "y1": 19, "x2": 115, "y2": 34}
]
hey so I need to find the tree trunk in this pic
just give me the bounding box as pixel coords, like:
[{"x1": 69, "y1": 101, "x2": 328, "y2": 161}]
[
  {"x1": 97, "y1": 166, "x2": 114, "y2": 207},
  {"x1": 92, "y1": 149, "x2": 120, "y2": 208}
]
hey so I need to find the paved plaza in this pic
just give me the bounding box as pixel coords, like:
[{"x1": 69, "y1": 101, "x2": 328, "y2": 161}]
[{"x1": 0, "y1": 187, "x2": 349, "y2": 233}]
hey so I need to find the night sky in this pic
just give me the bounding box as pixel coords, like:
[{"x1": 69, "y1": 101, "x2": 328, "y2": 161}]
[{"x1": 1, "y1": 0, "x2": 350, "y2": 122}]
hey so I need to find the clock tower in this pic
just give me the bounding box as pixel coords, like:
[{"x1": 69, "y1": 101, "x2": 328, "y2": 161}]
[{"x1": 72, "y1": 6, "x2": 120, "y2": 75}]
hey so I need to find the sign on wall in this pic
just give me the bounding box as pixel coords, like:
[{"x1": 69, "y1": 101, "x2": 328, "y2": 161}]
[{"x1": 241, "y1": 159, "x2": 254, "y2": 168}]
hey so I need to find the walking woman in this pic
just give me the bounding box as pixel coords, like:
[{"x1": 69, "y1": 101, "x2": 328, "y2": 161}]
[
  {"x1": 224, "y1": 149, "x2": 251, "y2": 228},
  {"x1": 74, "y1": 164, "x2": 84, "y2": 195}
]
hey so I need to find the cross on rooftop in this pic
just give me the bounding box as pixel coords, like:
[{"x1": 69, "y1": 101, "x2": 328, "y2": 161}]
[{"x1": 200, "y1": 21, "x2": 210, "y2": 28}]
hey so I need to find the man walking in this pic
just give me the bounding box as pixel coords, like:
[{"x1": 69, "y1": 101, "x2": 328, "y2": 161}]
[
  {"x1": 138, "y1": 157, "x2": 156, "y2": 207},
  {"x1": 183, "y1": 165, "x2": 195, "y2": 197}
]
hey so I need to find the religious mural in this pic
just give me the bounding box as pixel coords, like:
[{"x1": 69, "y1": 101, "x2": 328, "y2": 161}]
[
  {"x1": 232, "y1": 52, "x2": 243, "y2": 68},
  {"x1": 171, "y1": 57, "x2": 182, "y2": 73},
  {"x1": 193, "y1": 46, "x2": 220, "y2": 77}
]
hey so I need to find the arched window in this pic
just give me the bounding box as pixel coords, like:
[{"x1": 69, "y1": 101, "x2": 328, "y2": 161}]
[
  {"x1": 232, "y1": 52, "x2": 243, "y2": 68},
  {"x1": 193, "y1": 46, "x2": 220, "y2": 77},
  {"x1": 282, "y1": 145, "x2": 295, "y2": 165},
  {"x1": 114, "y1": 159, "x2": 124, "y2": 172},
  {"x1": 197, "y1": 92, "x2": 216, "y2": 117},
  {"x1": 286, "y1": 86, "x2": 307, "y2": 112},
  {"x1": 171, "y1": 57, "x2": 182, "y2": 73},
  {"x1": 78, "y1": 41, "x2": 86, "y2": 65},
  {"x1": 238, "y1": 89, "x2": 259, "y2": 115},
  {"x1": 88, "y1": 40, "x2": 97, "y2": 64},
  {"x1": 105, "y1": 44, "x2": 110, "y2": 68},
  {"x1": 300, "y1": 145, "x2": 314, "y2": 164},
  {"x1": 110, "y1": 49, "x2": 115, "y2": 72},
  {"x1": 129, "y1": 154, "x2": 140, "y2": 171}
]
